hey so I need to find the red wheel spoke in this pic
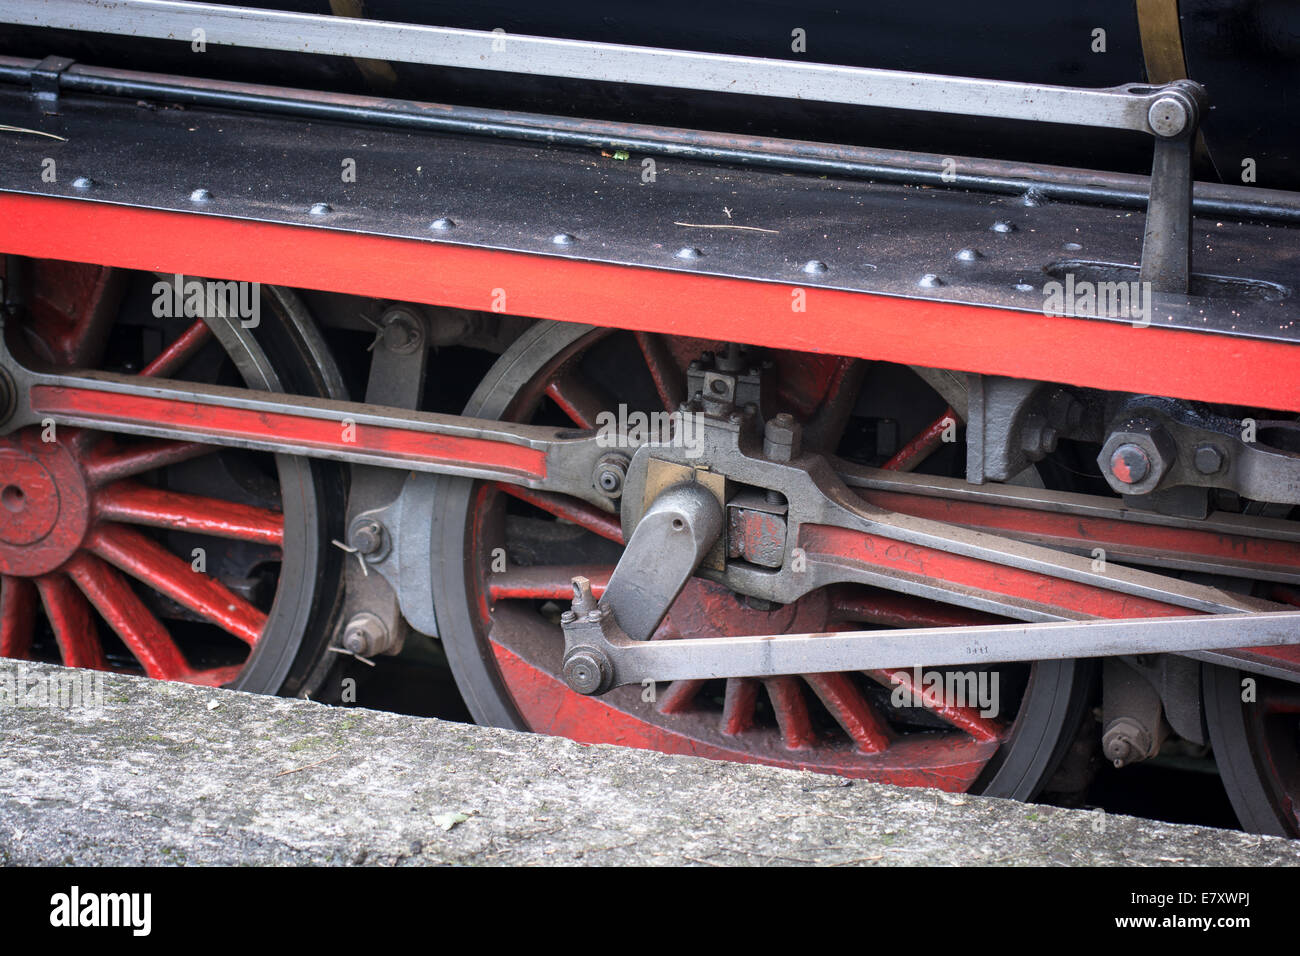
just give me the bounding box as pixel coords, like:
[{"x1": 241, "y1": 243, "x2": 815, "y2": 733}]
[
  {"x1": 34, "y1": 574, "x2": 108, "y2": 670},
  {"x1": 83, "y1": 438, "x2": 214, "y2": 487},
  {"x1": 488, "y1": 565, "x2": 612, "y2": 601},
  {"x1": 140, "y1": 319, "x2": 213, "y2": 378},
  {"x1": 96, "y1": 480, "x2": 284, "y2": 546},
  {"x1": 830, "y1": 590, "x2": 1005, "y2": 629},
  {"x1": 801, "y1": 359, "x2": 866, "y2": 452},
  {"x1": 64, "y1": 552, "x2": 192, "y2": 680},
  {"x1": 804, "y1": 672, "x2": 891, "y2": 753},
  {"x1": 1262, "y1": 687, "x2": 1300, "y2": 716},
  {"x1": 869, "y1": 668, "x2": 1003, "y2": 741},
  {"x1": 882, "y1": 406, "x2": 957, "y2": 472},
  {"x1": 28, "y1": 262, "x2": 125, "y2": 367},
  {"x1": 87, "y1": 525, "x2": 266, "y2": 646},
  {"x1": 0, "y1": 575, "x2": 37, "y2": 659},
  {"x1": 184, "y1": 663, "x2": 244, "y2": 688},
  {"x1": 634, "y1": 331, "x2": 685, "y2": 411},
  {"x1": 496, "y1": 484, "x2": 623, "y2": 543},
  {"x1": 545, "y1": 374, "x2": 610, "y2": 429},
  {"x1": 763, "y1": 676, "x2": 817, "y2": 749},
  {"x1": 656, "y1": 679, "x2": 706, "y2": 715},
  {"x1": 721, "y1": 677, "x2": 759, "y2": 735}
]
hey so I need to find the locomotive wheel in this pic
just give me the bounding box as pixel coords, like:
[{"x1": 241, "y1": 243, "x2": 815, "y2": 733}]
[
  {"x1": 1203, "y1": 663, "x2": 1300, "y2": 837},
  {"x1": 0, "y1": 264, "x2": 347, "y2": 694},
  {"x1": 429, "y1": 321, "x2": 1091, "y2": 796}
]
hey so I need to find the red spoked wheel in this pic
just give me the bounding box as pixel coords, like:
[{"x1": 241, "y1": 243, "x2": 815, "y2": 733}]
[
  {"x1": 0, "y1": 262, "x2": 346, "y2": 693},
  {"x1": 429, "y1": 321, "x2": 1091, "y2": 797}
]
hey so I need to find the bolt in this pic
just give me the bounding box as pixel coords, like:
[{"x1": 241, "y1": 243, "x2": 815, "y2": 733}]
[
  {"x1": 1101, "y1": 717, "x2": 1153, "y2": 769},
  {"x1": 1148, "y1": 95, "x2": 1190, "y2": 138},
  {"x1": 563, "y1": 650, "x2": 610, "y2": 695},
  {"x1": 1108, "y1": 443, "x2": 1151, "y2": 484},
  {"x1": 763, "y1": 413, "x2": 802, "y2": 462},
  {"x1": 380, "y1": 308, "x2": 423, "y2": 355},
  {"x1": 1193, "y1": 443, "x2": 1225, "y2": 475},
  {"x1": 349, "y1": 519, "x2": 385, "y2": 556},
  {"x1": 341, "y1": 612, "x2": 389, "y2": 656},
  {"x1": 593, "y1": 454, "x2": 628, "y2": 498},
  {"x1": 569, "y1": 575, "x2": 596, "y2": 618}
]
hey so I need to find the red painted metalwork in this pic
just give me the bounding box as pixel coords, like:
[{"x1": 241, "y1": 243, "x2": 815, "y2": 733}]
[
  {"x1": 3, "y1": 194, "x2": 1300, "y2": 414},
  {"x1": 0, "y1": 264, "x2": 285, "y2": 686},
  {"x1": 95, "y1": 481, "x2": 285, "y2": 547},
  {"x1": 0, "y1": 575, "x2": 36, "y2": 659},
  {"x1": 29, "y1": 385, "x2": 549, "y2": 482},
  {"x1": 139, "y1": 318, "x2": 213, "y2": 378},
  {"x1": 34, "y1": 573, "x2": 107, "y2": 670},
  {"x1": 861, "y1": 488, "x2": 1300, "y2": 577},
  {"x1": 882, "y1": 406, "x2": 957, "y2": 472},
  {"x1": 800, "y1": 524, "x2": 1199, "y2": 620},
  {"x1": 88, "y1": 525, "x2": 266, "y2": 646},
  {"x1": 495, "y1": 484, "x2": 623, "y2": 544}
]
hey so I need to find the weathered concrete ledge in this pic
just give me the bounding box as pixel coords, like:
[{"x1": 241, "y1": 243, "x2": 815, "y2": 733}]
[{"x1": 1, "y1": 660, "x2": 1297, "y2": 866}]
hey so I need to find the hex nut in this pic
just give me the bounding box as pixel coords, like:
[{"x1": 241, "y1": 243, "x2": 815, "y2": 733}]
[{"x1": 1097, "y1": 419, "x2": 1176, "y2": 496}]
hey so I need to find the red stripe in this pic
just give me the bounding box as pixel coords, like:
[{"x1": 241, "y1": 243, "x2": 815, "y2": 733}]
[
  {"x1": 29, "y1": 385, "x2": 548, "y2": 480},
  {"x1": 3, "y1": 194, "x2": 1299, "y2": 413}
]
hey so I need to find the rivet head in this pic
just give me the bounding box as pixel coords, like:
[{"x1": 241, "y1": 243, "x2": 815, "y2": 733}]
[
  {"x1": 1062, "y1": 241, "x2": 1083, "y2": 252},
  {"x1": 990, "y1": 220, "x2": 1016, "y2": 234},
  {"x1": 1193, "y1": 443, "x2": 1225, "y2": 475},
  {"x1": 552, "y1": 233, "x2": 577, "y2": 246},
  {"x1": 918, "y1": 274, "x2": 945, "y2": 288},
  {"x1": 802, "y1": 259, "x2": 829, "y2": 274},
  {"x1": 71, "y1": 176, "x2": 94, "y2": 190},
  {"x1": 309, "y1": 202, "x2": 332, "y2": 215},
  {"x1": 430, "y1": 217, "x2": 456, "y2": 231},
  {"x1": 189, "y1": 188, "x2": 213, "y2": 203},
  {"x1": 954, "y1": 248, "x2": 982, "y2": 262},
  {"x1": 675, "y1": 246, "x2": 703, "y2": 260},
  {"x1": 1014, "y1": 282, "x2": 1035, "y2": 292}
]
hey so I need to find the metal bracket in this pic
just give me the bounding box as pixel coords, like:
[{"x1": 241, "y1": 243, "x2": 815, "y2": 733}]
[
  {"x1": 1138, "y1": 81, "x2": 1206, "y2": 294},
  {"x1": 28, "y1": 55, "x2": 73, "y2": 111}
]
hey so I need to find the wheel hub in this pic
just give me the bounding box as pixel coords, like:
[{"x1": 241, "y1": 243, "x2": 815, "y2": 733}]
[{"x1": 0, "y1": 430, "x2": 90, "y2": 576}]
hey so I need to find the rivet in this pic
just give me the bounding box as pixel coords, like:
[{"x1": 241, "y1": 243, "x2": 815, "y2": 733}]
[
  {"x1": 1062, "y1": 241, "x2": 1083, "y2": 251},
  {"x1": 1014, "y1": 282, "x2": 1035, "y2": 292},
  {"x1": 552, "y1": 233, "x2": 577, "y2": 246},
  {"x1": 309, "y1": 202, "x2": 332, "y2": 215},
  {"x1": 430, "y1": 217, "x2": 456, "y2": 231},
  {"x1": 954, "y1": 248, "x2": 982, "y2": 262},
  {"x1": 990, "y1": 220, "x2": 1016, "y2": 234},
  {"x1": 918, "y1": 274, "x2": 944, "y2": 288},
  {"x1": 802, "y1": 259, "x2": 829, "y2": 274},
  {"x1": 71, "y1": 176, "x2": 94, "y2": 190},
  {"x1": 675, "y1": 246, "x2": 703, "y2": 260},
  {"x1": 189, "y1": 188, "x2": 213, "y2": 203}
]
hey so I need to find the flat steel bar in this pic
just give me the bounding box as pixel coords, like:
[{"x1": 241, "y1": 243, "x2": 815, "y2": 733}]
[
  {"x1": 584, "y1": 611, "x2": 1300, "y2": 686},
  {"x1": 0, "y1": 0, "x2": 1166, "y2": 133}
]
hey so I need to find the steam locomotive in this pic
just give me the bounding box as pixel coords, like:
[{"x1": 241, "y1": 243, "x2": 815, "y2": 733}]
[{"x1": 0, "y1": 1, "x2": 1297, "y2": 836}]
